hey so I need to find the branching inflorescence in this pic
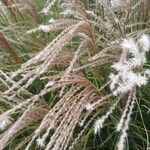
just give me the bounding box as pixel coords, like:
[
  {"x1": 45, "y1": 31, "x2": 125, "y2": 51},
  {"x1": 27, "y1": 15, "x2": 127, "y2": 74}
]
[
  {"x1": 94, "y1": 34, "x2": 150, "y2": 149},
  {"x1": 0, "y1": 0, "x2": 150, "y2": 150}
]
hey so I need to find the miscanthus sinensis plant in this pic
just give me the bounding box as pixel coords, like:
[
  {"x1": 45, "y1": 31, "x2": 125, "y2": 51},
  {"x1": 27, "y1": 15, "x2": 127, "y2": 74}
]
[{"x1": 0, "y1": 0, "x2": 150, "y2": 150}]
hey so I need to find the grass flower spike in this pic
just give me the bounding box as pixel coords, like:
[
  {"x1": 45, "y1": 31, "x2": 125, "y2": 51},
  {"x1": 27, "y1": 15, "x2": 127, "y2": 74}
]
[{"x1": 0, "y1": 0, "x2": 149, "y2": 150}]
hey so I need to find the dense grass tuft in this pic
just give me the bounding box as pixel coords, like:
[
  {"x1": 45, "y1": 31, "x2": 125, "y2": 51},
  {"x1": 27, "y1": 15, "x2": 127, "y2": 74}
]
[{"x1": 0, "y1": 0, "x2": 150, "y2": 150}]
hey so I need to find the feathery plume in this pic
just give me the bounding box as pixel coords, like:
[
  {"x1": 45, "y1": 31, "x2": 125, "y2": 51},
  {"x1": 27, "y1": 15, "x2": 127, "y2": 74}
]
[
  {"x1": 85, "y1": 103, "x2": 94, "y2": 112},
  {"x1": 117, "y1": 91, "x2": 135, "y2": 150},
  {"x1": 36, "y1": 137, "x2": 45, "y2": 148},
  {"x1": 138, "y1": 34, "x2": 150, "y2": 52},
  {"x1": 110, "y1": 35, "x2": 150, "y2": 96},
  {"x1": 94, "y1": 99, "x2": 119, "y2": 134}
]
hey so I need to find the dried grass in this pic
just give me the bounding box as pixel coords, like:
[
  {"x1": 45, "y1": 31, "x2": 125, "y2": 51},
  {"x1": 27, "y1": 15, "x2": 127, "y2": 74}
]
[{"x1": 0, "y1": 0, "x2": 149, "y2": 150}]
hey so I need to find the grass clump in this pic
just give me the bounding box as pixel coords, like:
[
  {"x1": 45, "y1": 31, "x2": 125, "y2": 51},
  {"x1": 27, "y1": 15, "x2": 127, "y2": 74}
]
[{"x1": 0, "y1": 0, "x2": 150, "y2": 150}]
